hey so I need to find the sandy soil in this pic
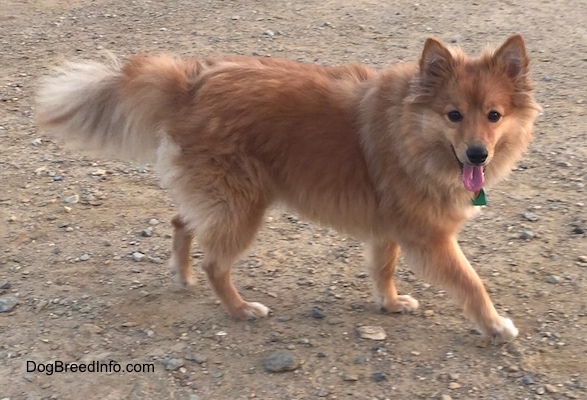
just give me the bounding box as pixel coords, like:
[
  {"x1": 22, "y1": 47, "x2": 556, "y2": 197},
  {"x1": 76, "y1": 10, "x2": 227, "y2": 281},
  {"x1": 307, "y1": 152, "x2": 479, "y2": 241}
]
[{"x1": 1, "y1": 0, "x2": 586, "y2": 399}]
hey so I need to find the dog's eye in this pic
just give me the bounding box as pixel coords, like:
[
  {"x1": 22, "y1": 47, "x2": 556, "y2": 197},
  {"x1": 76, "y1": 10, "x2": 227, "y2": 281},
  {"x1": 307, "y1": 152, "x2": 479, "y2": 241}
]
[
  {"x1": 447, "y1": 110, "x2": 463, "y2": 122},
  {"x1": 488, "y1": 110, "x2": 501, "y2": 122}
]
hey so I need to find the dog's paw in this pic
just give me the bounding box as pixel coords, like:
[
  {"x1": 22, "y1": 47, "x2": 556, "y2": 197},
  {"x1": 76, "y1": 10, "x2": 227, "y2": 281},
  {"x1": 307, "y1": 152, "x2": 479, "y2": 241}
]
[
  {"x1": 231, "y1": 301, "x2": 270, "y2": 320},
  {"x1": 379, "y1": 294, "x2": 419, "y2": 313},
  {"x1": 486, "y1": 317, "x2": 519, "y2": 343}
]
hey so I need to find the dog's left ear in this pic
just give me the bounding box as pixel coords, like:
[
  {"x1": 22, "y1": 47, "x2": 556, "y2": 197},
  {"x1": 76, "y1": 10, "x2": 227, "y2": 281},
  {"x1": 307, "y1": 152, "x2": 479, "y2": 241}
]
[{"x1": 494, "y1": 34, "x2": 529, "y2": 80}]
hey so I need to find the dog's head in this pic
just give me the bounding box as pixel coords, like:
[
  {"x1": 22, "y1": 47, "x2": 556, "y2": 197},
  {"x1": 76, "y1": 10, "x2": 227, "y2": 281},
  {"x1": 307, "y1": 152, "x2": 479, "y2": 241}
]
[{"x1": 408, "y1": 35, "x2": 541, "y2": 192}]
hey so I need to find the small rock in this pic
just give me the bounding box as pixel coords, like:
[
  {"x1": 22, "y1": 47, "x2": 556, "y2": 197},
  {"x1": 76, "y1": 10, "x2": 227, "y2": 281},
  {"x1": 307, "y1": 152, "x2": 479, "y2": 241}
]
[
  {"x1": 521, "y1": 374, "x2": 534, "y2": 385},
  {"x1": 31, "y1": 138, "x2": 42, "y2": 146},
  {"x1": 53, "y1": 175, "x2": 63, "y2": 181},
  {"x1": 373, "y1": 372, "x2": 387, "y2": 382},
  {"x1": 263, "y1": 352, "x2": 300, "y2": 372},
  {"x1": 148, "y1": 218, "x2": 160, "y2": 226},
  {"x1": 439, "y1": 395, "x2": 452, "y2": 400},
  {"x1": 64, "y1": 194, "x2": 79, "y2": 204},
  {"x1": 544, "y1": 384, "x2": 558, "y2": 393},
  {"x1": 357, "y1": 326, "x2": 386, "y2": 341},
  {"x1": 311, "y1": 306, "x2": 326, "y2": 319},
  {"x1": 79, "y1": 253, "x2": 90, "y2": 261},
  {"x1": 577, "y1": 256, "x2": 587, "y2": 263},
  {"x1": 449, "y1": 382, "x2": 462, "y2": 390},
  {"x1": 52, "y1": 247, "x2": 61, "y2": 254},
  {"x1": 90, "y1": 169, "x2": 106, "y2": 176},
  {"x1": 520, "y1": 230, "x2": 535, "y2": 240},
  {"x1": 132, "y1": 252, "x2": 146, "y2": 262},
  {"x1": 546, "y1": 275, "x2": 561, "y2": 284},
  {"x1": 423, "y1": 309, "x2": 435, "y2": 317},
  {"x1": 0, "y1": 296, "x2": 18, "y2": 312},
  {"x1": 536, "y1": 386, "x2": 545, "y2": 395},
  {"x1": 523, "y1": 212, "x2": 539, "y2": 222},
  {"x1": 141, "y1": 228, "x2": 153, "y2": 237},
  {"x1": 573, "y1": 227, "x2": 585, "y2": 235},
  {"x1": 342, "y1": 372, "x2": 359, "y2": 381},
  {"x1": 163, "y1": 358, "x2": 184, "y2": 371},
  {"x1": 0, "y1": 281, "x2": 11, "y2": 290}
]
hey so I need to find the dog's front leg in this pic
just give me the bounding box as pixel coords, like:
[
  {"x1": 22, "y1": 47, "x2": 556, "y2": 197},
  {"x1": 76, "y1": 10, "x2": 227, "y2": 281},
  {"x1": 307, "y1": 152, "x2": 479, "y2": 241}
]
[{"x1": 401, "y1": 236, "x2": 518, "y2": 343}]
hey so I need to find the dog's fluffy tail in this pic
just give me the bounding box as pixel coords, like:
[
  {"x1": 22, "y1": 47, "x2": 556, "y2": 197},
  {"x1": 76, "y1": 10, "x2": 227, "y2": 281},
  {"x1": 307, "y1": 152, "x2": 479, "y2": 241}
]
[{"x1": 36, "y1": 55, "x2": 196, "y2": 162}]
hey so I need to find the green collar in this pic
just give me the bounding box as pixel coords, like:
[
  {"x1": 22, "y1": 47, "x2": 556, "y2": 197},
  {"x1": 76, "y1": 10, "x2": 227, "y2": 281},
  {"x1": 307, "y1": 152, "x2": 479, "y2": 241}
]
[{"x1": 472, "y1": 188, "x2": 487, "y2": 206}]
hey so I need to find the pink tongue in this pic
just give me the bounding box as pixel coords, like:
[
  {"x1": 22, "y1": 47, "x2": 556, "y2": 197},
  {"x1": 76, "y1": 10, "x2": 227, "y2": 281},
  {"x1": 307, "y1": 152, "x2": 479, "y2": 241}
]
[{"x1": 462, "y1": 165, "x2": 485, "y2": 192}]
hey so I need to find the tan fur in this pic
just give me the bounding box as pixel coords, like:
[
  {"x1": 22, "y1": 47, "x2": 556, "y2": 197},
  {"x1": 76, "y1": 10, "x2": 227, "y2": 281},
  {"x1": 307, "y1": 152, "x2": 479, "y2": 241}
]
[{"x1": 36, "y1": 35, "x2": 540, "y2": 342}]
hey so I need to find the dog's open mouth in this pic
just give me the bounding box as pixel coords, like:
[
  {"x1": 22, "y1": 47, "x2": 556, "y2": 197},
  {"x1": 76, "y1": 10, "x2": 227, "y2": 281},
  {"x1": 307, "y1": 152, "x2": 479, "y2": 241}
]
[{"x1": 452, "y1": 146, "x2": 486, "y2": 192}]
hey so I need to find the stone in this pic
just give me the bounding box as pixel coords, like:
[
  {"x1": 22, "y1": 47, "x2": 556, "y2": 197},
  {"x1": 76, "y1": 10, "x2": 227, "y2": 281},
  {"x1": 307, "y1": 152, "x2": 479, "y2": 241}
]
[
  {"x1": 263, "y1": 352, "x2": 300, "y2": 372},
  {"x1": 357, "y1": 326, "x2": 386, "y2": 341},
  {"x1": 132, "y1": 252, "x2": 146, "y2": 262},
  {"x1": 373, "y1": 372, "x2": 387, "y2": 382},
  {"x1": 163, "y1": 358, "x2": 184, "y2": 371},
  {"x1": 311, "y1": 306, "x2": 325, "y2": 319},
  {"x1": 0, "y1": 296, "x2": 18, "y2": 312}
]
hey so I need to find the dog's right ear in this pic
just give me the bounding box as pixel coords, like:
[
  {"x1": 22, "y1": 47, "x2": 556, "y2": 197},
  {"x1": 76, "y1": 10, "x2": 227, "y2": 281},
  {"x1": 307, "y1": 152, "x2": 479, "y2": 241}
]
[{"x1": 420, "y1": 38, "x2": 454, "y2": 80}]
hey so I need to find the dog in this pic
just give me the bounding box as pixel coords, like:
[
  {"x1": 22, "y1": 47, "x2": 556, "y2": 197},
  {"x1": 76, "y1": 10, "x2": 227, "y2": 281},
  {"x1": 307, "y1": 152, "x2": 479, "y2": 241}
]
[{"x1": 36, "y1": 35, "x2": 540, "y2": 343}]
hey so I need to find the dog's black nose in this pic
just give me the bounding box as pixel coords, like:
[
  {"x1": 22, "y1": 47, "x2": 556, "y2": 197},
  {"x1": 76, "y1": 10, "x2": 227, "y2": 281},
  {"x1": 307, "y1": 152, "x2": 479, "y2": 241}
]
[{"x1": 466, "y1": 146, "x2": 488, "y2": 165}]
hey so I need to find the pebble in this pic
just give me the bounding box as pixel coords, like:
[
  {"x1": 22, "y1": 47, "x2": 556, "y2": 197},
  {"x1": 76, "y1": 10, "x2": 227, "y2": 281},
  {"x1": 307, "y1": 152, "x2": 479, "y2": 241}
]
[
  {"x1": 520, "y1": 230, "x2": 535, "y2": 240},
  {"x1": 64, "y1": 194, "x2": 79, "y2": 204},
  {"x1": 544, "y1": 384, "x2": 558, "y2": 393},
  {"x1": 0, "y1": 296, "x2": 18, "y2": 312},
  {"x1": 80, "y1": 253, "x2": 90, "y2": 261},
  {"x1": 449, "y1": 382, "x2": 462, "y2": 389},
  {"x1": 546, "y1": 275, "x2": 561, "y2": 284},
  {"x1": 311, "y1": 306, "x2": 326, "y2": 319},
  {"x1": 148, "y1": 218, "x2": 160, "y2": 226},
  {"x1": 439, "y1": 395, "x2": 452, "y2": 400},
  {"x1": 132, "y1": 252, "x2": 146, "y2": 262},
  {"x1": 523, "y1": 212, "x2": 539, "y2": 222},
  {"x1": 536, "y1": 386, "x2": 545, "y2": 395},
  {"x1": 357, "y1": 326, "x2": 386, "y2": 341},
  {"x1": 141, "y1": 228, "x2": 153, "y2": 237},
  {"x1": 521, "y1": 374, "x2": 534, "y2": 385},
  {"x1": 342, "y1": 373, "x2": 359, "y2": 381},
  {"x1": 373, "y1": 372, "x2": 387, "y2": 382},
  {"x1": 163, "y1": 358, "x2": 184, "y2": 371},
  {"x1": 263, "y1": 352, "x2": 300, "y2": 372}
]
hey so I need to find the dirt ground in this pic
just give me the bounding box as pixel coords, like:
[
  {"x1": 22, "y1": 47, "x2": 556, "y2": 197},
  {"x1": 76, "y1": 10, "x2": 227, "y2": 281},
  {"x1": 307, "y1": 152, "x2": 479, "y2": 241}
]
[{"x1": 1, "y1": 0, "x2": 586, "y2": 399}]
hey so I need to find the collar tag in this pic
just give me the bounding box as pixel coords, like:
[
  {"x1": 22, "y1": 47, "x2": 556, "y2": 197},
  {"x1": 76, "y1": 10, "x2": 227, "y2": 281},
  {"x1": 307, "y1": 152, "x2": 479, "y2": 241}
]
[{"x1": 472, "y1": 188, "x2": 487, "y2": 206}]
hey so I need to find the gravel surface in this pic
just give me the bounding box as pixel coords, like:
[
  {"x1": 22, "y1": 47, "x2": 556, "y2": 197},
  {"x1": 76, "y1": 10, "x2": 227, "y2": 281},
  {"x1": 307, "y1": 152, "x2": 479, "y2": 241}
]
[{"x1": 1, "y1": 0, "x2": 586, "y2": 399}]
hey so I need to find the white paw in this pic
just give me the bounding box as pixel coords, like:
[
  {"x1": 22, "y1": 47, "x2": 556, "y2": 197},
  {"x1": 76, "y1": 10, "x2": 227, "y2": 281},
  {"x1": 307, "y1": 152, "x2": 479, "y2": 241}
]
[
  {"x1": 241, "y1": 301, "x2": 270, "y2": 319},
  {"x1": 487, "y1": 317, "x2": 519, "y2": 343},
  {"x1": 378, "y1": 294, "x2": 419, "y2": 313}
]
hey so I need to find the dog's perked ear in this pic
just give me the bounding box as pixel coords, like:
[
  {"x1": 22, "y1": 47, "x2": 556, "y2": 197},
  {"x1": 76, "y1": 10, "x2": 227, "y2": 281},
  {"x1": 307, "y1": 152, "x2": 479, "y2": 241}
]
[
  {"x1": 419, "y1": 37, "x2": 454, "y2": 81},
  {"x1": 493, "y1": 34, "x2": 529, "y2": 80}
]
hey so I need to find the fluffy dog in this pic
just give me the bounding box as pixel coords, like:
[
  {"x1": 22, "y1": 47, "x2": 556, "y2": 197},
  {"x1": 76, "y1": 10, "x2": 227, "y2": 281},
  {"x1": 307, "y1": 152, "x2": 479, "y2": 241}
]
[{"x1": 36, "y1": 35, "x2": 540, "y2": 342}]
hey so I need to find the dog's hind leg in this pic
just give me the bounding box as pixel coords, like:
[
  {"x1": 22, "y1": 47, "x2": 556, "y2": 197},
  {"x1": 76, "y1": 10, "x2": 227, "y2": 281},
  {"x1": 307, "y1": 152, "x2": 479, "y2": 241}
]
[
  {"x1": 196, "y1": 201, "x2": 269, "y2": 320},
  {"x1": 401, "y1": 236, "x2": 518, "y2": 343},
  {"x1": 170, "y1": 214, "x2": 196, "y2": 289},
  {"x1": 367, "y1": 240, "x2": 419, "y2": 313}
]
